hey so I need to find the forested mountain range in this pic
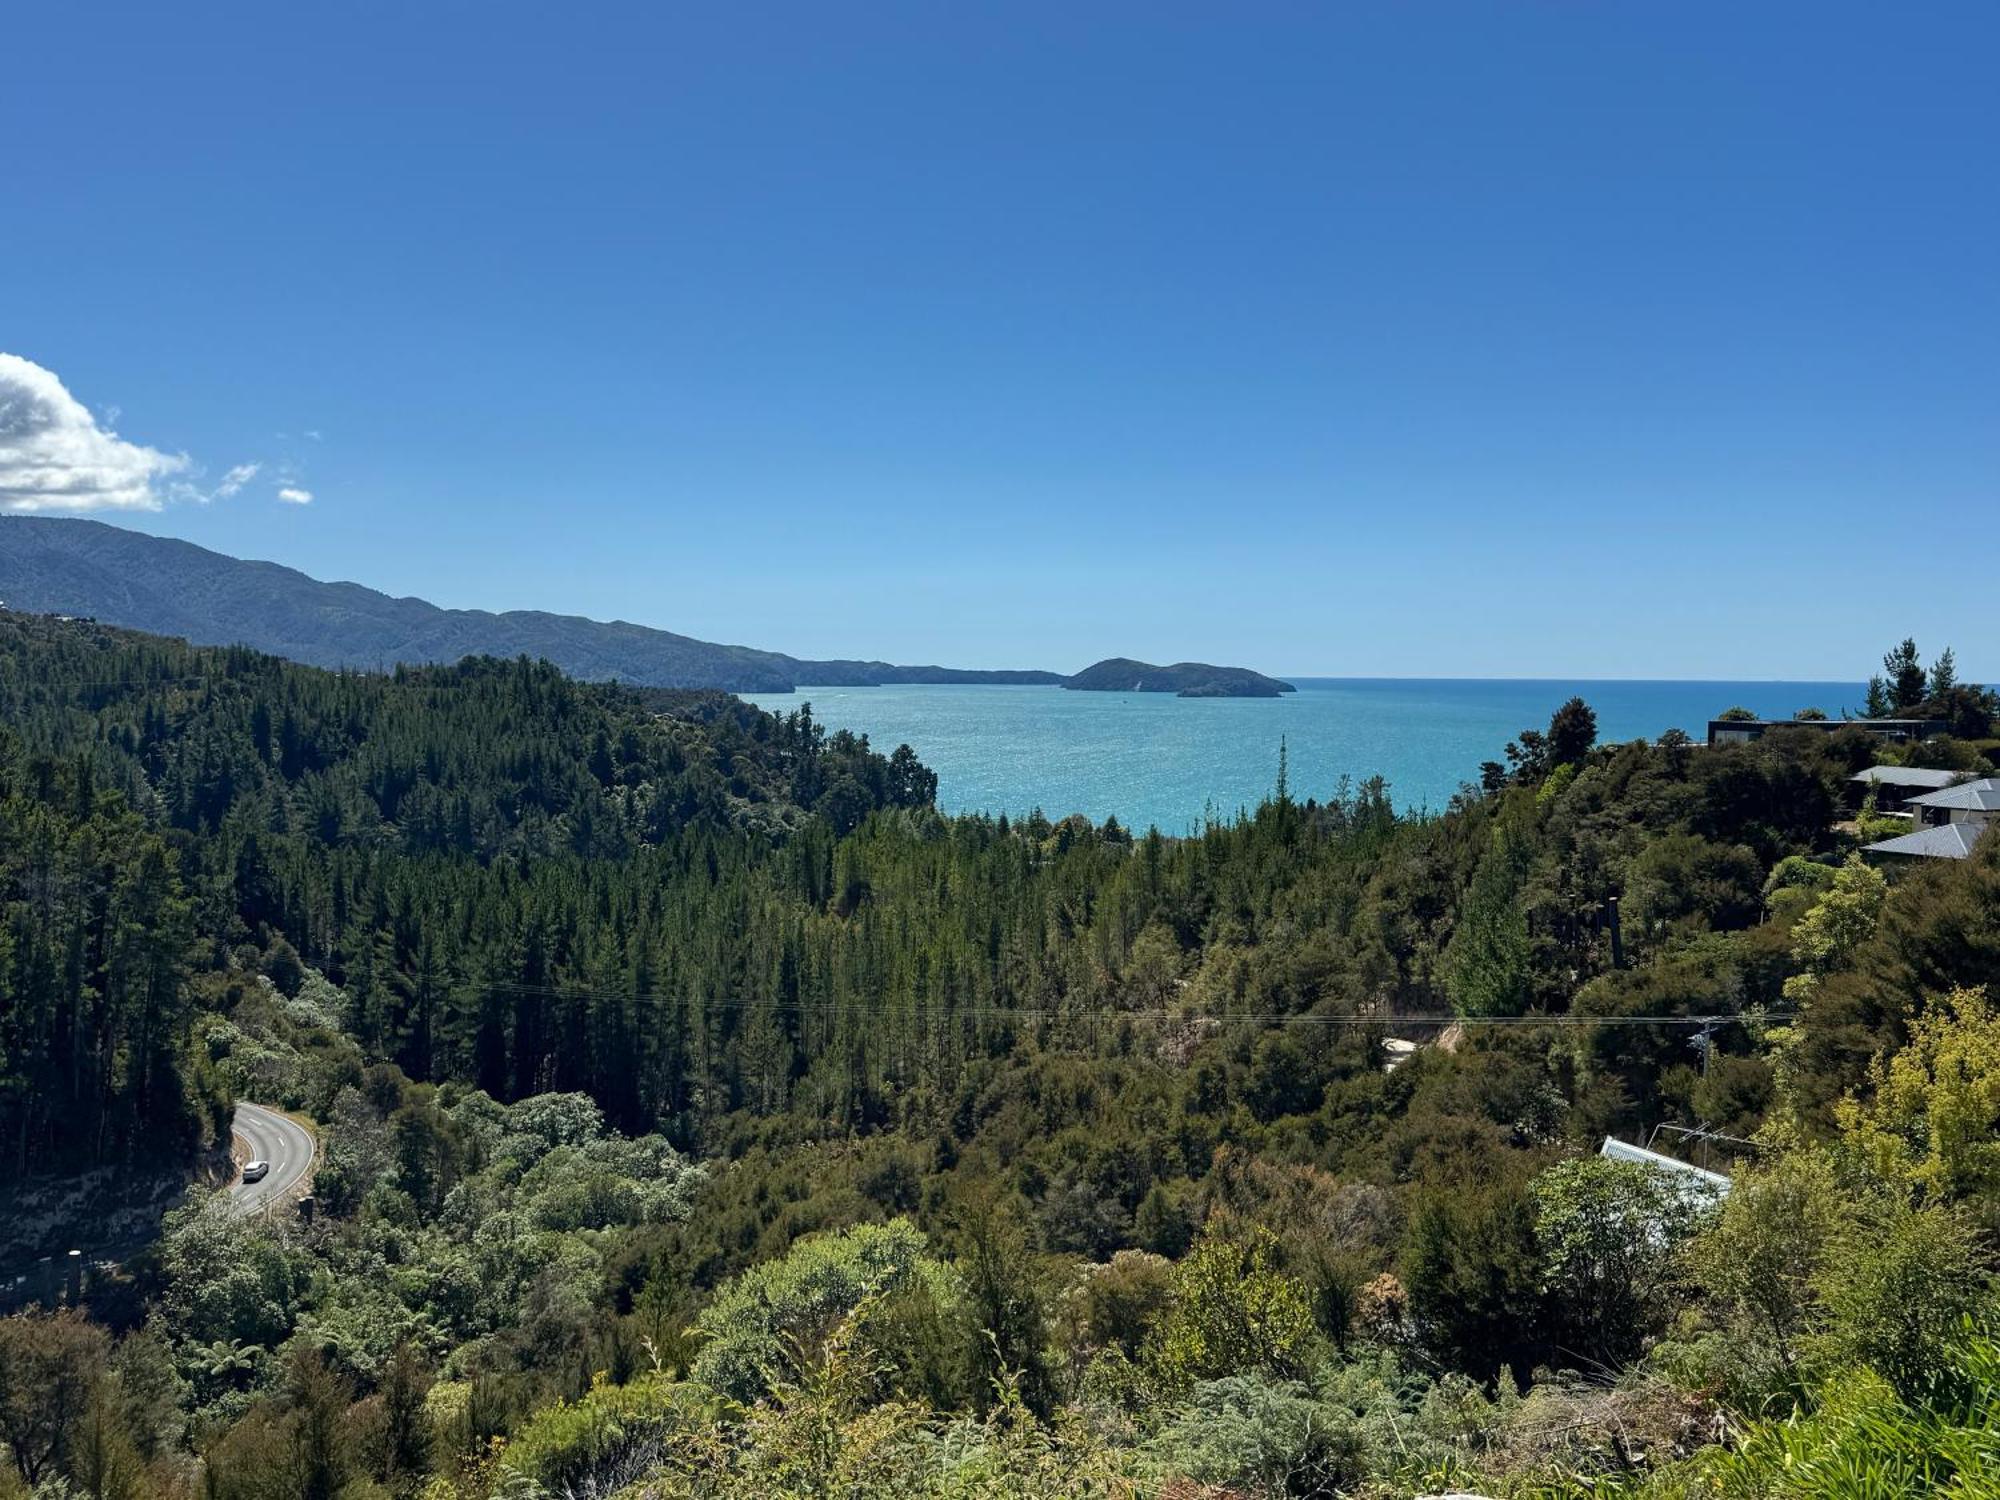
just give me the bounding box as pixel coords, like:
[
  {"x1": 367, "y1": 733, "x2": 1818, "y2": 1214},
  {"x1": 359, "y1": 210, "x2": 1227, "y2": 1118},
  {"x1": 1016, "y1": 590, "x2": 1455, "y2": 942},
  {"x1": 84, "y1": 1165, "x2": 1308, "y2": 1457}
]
[
  {"x1": 0, "y1": 518, "x2": 1066, "y2": 691},
  {"x1": 3, "y1": 612, "x2": 2000, "y2": 1498}
]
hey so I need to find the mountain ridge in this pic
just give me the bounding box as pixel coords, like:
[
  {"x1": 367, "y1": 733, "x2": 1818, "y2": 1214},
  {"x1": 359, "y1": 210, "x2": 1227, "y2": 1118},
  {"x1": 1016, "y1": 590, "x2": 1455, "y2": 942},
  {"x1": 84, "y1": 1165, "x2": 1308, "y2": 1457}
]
[
  {"x1": 0, "y1": 518, "x2": 1292, "y2": 696},
  {"x1": 0, "y1": 517, "x2": 1067, "y2": 692}
]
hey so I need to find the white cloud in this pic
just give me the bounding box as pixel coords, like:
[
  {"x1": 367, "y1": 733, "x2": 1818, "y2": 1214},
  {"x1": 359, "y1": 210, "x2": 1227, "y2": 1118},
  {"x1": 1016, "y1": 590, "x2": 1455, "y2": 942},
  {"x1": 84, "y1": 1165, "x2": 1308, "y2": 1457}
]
[
  {"x1": 0, "y1": 353, "x2": 189, "y2": 512},
  {"x1": 212, "y1": 462, "x2": 261, "y2": 499},
  {"x1": 163, "y1": 459, "x2": 270, "y2": 505},
  {"x1": 277, "y1": 486, "x2": 313, "y2": 505}
]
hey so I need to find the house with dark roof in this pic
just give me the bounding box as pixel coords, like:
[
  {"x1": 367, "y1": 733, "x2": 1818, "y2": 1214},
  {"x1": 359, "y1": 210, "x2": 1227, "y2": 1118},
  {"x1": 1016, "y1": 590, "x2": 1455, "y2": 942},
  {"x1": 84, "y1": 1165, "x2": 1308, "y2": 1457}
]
[{"x1": 1706, "y1": 716, "x2": 1946, "y2": 749}]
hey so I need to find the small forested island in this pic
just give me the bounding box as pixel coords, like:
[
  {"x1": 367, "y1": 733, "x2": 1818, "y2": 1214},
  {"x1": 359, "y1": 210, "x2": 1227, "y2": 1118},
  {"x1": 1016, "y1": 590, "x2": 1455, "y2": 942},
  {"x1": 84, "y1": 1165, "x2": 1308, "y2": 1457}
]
[
  {"x1": 2, "y1": 612, "x2": 1998, "y2": 1499},
  {"x1": 1064, "y1": 655, "x2": 1297, "y2": 696}
]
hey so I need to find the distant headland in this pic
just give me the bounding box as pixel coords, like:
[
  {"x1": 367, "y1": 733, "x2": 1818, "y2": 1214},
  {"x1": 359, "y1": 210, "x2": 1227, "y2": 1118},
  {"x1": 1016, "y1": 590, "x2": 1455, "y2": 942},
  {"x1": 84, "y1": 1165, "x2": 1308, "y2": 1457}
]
[{"x1": 0, "y1": 518, "x2": 1291, "y2": 698}]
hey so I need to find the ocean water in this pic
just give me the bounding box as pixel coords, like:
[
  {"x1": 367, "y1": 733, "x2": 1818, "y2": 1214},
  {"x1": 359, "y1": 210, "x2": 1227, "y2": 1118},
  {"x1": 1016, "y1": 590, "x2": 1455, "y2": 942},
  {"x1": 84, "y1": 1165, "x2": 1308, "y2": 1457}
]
[{"x1": 743, "y1": 678, "x2": 1863, "y2": 833}]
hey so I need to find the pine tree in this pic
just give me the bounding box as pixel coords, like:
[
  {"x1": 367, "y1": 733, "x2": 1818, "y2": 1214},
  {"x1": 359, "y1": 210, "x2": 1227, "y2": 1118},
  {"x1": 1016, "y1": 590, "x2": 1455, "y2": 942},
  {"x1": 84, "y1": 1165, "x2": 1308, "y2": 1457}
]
[
  {"x1": 1883, "y1": 638, "x2": 1927, "y2": 711},
  {"x1": 1929, "y1": 646, "x2": 1957, "y2": 701}
]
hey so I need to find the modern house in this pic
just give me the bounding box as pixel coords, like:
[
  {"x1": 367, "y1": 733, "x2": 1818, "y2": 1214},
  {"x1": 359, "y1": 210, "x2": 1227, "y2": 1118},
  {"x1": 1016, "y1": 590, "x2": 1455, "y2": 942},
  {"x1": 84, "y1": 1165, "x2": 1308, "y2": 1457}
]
[
  {"x1": 1848, "y1": 764, "x2": 1964, "y2": 815},
  {"x1": 1864, "y1": 776, "x2": 1999, "y2": 861},
  {"x1": 1707, "y1": 716, "x2": 1947, "y2": 748}
]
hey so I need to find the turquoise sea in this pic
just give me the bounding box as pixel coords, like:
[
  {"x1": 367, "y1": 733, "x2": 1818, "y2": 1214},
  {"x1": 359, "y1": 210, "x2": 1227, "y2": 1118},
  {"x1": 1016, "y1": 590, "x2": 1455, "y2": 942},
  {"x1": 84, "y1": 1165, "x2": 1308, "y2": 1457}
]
[{"x1": 744, "y1": 678, "x2": 1864, "y2": 832}]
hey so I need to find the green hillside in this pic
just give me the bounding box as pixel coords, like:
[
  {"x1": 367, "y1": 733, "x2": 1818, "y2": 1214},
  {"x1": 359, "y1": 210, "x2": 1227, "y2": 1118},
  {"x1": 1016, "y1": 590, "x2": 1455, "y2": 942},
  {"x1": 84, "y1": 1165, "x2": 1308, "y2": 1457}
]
[{"x1": 1, "y1": 615, "x2": 1998, "y2": 1498}]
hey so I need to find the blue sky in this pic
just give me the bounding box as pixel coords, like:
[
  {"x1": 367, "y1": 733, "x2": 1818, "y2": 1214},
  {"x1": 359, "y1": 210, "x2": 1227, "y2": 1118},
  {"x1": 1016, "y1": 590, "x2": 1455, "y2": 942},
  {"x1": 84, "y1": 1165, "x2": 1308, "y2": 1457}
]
[{"x1": 2, "y1": 3, "x2": 1993, "y2": 678}]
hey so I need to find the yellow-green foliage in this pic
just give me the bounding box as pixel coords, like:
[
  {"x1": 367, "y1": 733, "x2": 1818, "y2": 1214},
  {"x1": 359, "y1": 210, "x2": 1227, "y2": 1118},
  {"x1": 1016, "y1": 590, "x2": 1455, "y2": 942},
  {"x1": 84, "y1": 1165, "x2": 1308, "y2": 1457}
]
[
  {"x1": 690, "y1": 1218, "x2": 965, "y2": 1404},
  {"x1": 1144, "y1": 1224, "x2": 1317, "y2": 1393},
  {"x1": 708, "y1": 1305, "x2": 923, "y2": 1498},
  {"x1": 1781, "y1": 856, "x2": 1886, "y2": 1004},
  {"x1": 1808, "y1": 1196, "x2": 1989, "y2": 1406},
  {"x1": 1839, "y1": 986, "x2": 2000, "y2": 1202},
  {"x1": 496, "y1": 1373, "x2": 711, "y2": 1494},
  {"x1": 596, "y1": 1307, "x2": 1153, "y2": 1500},
  {"x1": 1684, "y1": 1130, "x2": 1991, "y2": 1409},
  {"x1": 423, "y1": 1379, "x2": 472, "y2": 1463},
  {"x1": 1535, "y1": 762, "x2": 1577, "y2": 806}
]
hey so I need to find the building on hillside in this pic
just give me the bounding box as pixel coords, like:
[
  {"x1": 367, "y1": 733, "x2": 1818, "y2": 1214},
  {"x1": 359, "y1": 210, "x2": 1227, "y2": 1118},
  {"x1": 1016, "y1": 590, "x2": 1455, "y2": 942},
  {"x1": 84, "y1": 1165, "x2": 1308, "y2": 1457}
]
[
  {"x1": 1706, "y1": 716, "x2": 1946, "y2": 748},
  {"x1": 1848, "y1": 765, "x2": 1965, "y2": 815},
  {"x1": 1864, "y1": 779, "x2": 1998, "y2": 859},
  {"x1": 1863, "y1": 822, "x2": 1989, "y2": 861},
  {"x1": 1906, "y1": 776, "x2": 2000, "y2": 829},
  {"x1": 1598, "y1": 1136, "x2": 1732, "y2": 1201}
]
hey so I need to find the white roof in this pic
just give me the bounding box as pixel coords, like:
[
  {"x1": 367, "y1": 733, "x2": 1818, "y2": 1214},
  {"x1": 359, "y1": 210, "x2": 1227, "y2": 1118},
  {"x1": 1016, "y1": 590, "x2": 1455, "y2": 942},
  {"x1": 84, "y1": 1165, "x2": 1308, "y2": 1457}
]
[
  {"x1": 1865, "y1": 822, "x2": 1988, "y2": 860},
  {"x1": 1599, "y1": 1137, "x2": 1732, "y2": 1196}
]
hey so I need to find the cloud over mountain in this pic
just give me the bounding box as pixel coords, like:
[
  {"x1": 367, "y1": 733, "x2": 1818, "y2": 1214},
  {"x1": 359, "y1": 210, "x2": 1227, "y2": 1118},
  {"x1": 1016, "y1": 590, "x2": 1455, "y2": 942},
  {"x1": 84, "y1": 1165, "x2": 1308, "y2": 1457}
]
[
  {"x1": 0, "y1": 353, "x2": 188, "y2": 513},
  {"x1": 212, "y1": 462, "x2": 262, "y2": 499}
]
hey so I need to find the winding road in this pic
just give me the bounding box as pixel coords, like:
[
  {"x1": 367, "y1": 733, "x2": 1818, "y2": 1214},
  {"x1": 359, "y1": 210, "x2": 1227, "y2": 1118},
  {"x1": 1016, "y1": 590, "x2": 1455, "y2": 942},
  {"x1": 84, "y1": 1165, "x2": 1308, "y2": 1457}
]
[{"x1": 228, "y1": 1103, "x2": 316, "y2": 1214}]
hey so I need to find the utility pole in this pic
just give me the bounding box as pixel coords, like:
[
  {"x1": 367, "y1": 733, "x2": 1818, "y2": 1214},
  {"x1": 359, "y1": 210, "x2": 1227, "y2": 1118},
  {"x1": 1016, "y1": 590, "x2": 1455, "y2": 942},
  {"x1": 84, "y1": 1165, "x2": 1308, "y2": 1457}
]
[{"x1": 1690, "y1": 1017, "x2": 1717, "y2": 1078}]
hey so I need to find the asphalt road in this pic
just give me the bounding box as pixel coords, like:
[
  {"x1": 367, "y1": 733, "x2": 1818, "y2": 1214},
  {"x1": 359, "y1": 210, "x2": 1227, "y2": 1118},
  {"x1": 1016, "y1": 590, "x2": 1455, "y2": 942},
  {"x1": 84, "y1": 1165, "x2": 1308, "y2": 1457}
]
[{"x1": 228, "y1": 1103, "x2": 315, "y2": 1215}]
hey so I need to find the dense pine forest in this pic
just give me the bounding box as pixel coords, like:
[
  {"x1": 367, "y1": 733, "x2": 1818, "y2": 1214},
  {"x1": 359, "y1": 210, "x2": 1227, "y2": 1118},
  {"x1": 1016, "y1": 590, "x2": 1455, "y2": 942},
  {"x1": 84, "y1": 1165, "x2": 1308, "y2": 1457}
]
[{"x1": 3, "y1": 610, "x2": 1999, "y2": 1498}]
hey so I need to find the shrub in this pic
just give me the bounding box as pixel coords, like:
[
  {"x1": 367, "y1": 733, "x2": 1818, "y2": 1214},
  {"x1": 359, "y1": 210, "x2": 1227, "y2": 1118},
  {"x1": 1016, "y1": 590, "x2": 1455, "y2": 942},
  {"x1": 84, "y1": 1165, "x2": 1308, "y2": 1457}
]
[
  {"x1": 1402, "y1": 1177, "x2": 1543, "y2": 1382},
  {"x1": 1532, "y1": 1156, "x2": 1714, "y2": 1370},
  {"x1": 1150, "y1": 1373, "x2": 1364, "y2": 1498},
  {"x1": 1838, "y1": 986, "x2": 2000, "y2": 1203},
  {"x1": 1810, "y1": 1196, "x2": 1991, "y2": 1405},
  {"x1": 1686, "y1": 1149, "x2": 1843, "y2": 1401},
  {"x1": 1704, "y1": 1335, "x2": 2000, "y2": 1498},
  {"x1": 1059, "y1": 1251, "x2": 1173, "y2": 1364},
  {"x1": 691, "y1": 1219, "x2": 965, "y2": 1404},
  {"x1": 1145, "y1": 1225, "x2": 1316, "y2": 1392},
  {"x1": 497, "y1": 1372, "x2": 709, "y2": 1494}
]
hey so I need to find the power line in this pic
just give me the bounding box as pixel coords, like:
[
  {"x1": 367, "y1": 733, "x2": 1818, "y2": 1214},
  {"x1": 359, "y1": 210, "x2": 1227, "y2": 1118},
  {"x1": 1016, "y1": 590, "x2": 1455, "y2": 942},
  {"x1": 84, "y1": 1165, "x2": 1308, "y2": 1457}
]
[
  {"x1": 0, "y1": 672, "x2": 236, "y2": 693},
  {"x1": 0, "y1": 664, "x2": 673, "y2": 696},
  {"x1": 0, "y1": 669, "x2": 325, "y2": 695},
  {"x1": 417, "y1": 976, "x2": 1787, "y2": 1030}
]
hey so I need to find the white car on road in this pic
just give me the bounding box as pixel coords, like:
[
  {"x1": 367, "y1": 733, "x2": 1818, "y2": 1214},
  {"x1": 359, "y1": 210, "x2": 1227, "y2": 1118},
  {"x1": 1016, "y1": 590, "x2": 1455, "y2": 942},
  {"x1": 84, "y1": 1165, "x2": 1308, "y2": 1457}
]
[{"x1": 228, "y1": 1103, "x2": 315, "y2": 1214}]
